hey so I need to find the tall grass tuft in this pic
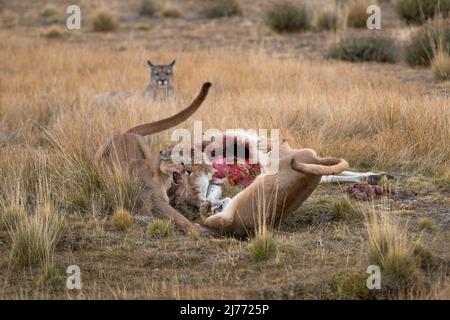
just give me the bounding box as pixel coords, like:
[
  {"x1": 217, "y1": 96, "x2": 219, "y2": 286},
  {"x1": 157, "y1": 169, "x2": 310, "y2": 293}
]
[
  {"x1": 247, "y1": 233, "x2": 277, "y2": 262},
  {"x1": 365, "y1": 209, "x2": 417, "y2": 286},
  {"x1": 8, "y1": 203, "x2": 66, "y2": 268},
  {"x1": 111, "y1": 208, "x2": 134, "y2": 231},
  {"x1": 247, "y1": 185, "x2": 278, "y2": 262},
  {"x1": 431, "y1": 51, "x2": 450, "y2": 79},
  {"x1": 147, "y1": 219, "x2": 175, "y2": 238}
]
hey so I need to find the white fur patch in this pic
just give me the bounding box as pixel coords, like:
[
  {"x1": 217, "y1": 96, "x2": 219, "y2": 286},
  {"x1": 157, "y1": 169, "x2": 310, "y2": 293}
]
[{"x1": 196, "y1": 175, "x2": 210, "y2": 199}]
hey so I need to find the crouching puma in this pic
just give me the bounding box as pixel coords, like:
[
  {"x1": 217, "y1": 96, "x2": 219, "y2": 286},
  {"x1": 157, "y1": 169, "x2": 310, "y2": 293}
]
[
  {"x1": 199, "y1": 141, "x2": 348, "y2": 238},
  {"x1": 96, "y1": 82, "x2": 212, "y2": 235}
]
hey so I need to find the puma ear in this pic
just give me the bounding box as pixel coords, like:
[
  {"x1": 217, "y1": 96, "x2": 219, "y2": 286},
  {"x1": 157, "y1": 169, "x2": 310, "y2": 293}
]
[
  {"x1": 147, "y1": 60, "x2": 154, "y2": 67},
  {"x1": 170, "y1": 59, "x2": 176, "y2": 67}
]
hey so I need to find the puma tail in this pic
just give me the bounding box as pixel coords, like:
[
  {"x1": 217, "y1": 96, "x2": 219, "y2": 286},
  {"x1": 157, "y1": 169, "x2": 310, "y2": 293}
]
[
  {"x1": 291, "y1": 157, "x2": 348, "y2": 176},
  {"x1": 127, "y1": 82, "x2": 212, "y2": 136}
]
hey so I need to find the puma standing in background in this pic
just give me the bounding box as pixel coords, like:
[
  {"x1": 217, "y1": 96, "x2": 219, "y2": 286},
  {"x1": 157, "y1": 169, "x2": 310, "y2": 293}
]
[{"x1": 146, "y1": 60, "x2": 176, "y2": 101}]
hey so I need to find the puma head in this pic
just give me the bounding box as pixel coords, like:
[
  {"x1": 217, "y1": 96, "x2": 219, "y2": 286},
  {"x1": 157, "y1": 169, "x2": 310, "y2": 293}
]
[
  {"x1": 147, "y1": 59, "x2": 175, "y2": 87},
  {"x1": 159, "y1": 159, "x2": 185, "y2": 185}
]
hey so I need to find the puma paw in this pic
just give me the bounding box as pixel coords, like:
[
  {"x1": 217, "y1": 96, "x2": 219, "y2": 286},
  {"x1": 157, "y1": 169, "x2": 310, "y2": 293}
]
[{"x1": 199, "y1": 200, "x2": 212, "y2": 221}]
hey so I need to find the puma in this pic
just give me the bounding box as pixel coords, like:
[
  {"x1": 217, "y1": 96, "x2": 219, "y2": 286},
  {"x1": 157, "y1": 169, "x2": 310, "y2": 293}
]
[
  {"x1": 199, "y1": 141, "x2": 349, "y2": 238},
  {"x1": 96, "y1": 82, "x2": 212, "y2": 235}
]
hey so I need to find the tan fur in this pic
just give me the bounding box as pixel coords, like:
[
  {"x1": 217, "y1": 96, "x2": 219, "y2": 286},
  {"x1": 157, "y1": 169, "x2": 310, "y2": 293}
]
[
  {"x1": 169, "y1": 163, "x2": 215, "y2": 207},
  {"x1": 96, "y1": 82, "x2": 212, "y2": 235},
  {"x1": 199, "y1": 142, "x2": 348, "y2": 237}
]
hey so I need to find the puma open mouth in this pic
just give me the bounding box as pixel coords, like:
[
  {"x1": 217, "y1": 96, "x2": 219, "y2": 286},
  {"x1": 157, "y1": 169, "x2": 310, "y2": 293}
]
[{"x1": 172, "y1": 172, "x2": 182, "y2": 184}]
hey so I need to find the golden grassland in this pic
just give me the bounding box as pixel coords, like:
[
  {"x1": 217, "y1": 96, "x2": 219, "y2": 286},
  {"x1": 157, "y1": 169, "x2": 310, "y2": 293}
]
[{"x1": 0, "y1": 15, "x2": 450, "y2": 298}]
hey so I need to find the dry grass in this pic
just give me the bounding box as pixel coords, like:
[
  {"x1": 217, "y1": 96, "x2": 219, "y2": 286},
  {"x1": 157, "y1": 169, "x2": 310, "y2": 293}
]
[
  {"x1": 162, "y1": 4, "x2": 183, "y2": 18},
  {"x1": 0, "y1": 4, "x2": 449, "y2": 298},
  {"x1": 8, "y1": 202, "x2": 66, "y2": 268},
  {"x1": 111, "y1": 208, "x2": 134, "y2": 231},
  {"x1": 432, "y1": 51, "x2": 450, "y2": 79},
  {"x1": 343, "y1": 0, "x2": 371, "y2": 29},
  {"x1": 0, "y1": 34, "x2": 449, "y2": 215},
  {"x1": 365, "y1": 208, "x2": 417, "y2": 286}
]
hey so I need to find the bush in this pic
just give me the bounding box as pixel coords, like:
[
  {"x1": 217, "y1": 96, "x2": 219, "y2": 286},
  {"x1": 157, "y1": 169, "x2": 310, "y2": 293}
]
[
  {"x1": 139, "y1": 0, "x2": 158, "y2": 16},
  {"x1": 44, "y1": 27, "x2": 64, "y2": 39},
  {"x1": 327, "y1": 36, "x2": 398, "y2": 63},
  {"x1": 41, "y1": 5, "x2": 59, "y2": 18},
  {"x1": 395, "y1": 0, "x2": 450, "y2": 24},
  {"x1": 315, "y1": 10, "x2": 338, "y2": 31},
  {"x1": 405, "y1": 23, "x2": 450, "y2": 66},
  {"x1": 266, "y1": 4, "x2": 310, "y2": 33},
  {"x1": 202, "y1": 0, "x2": 243, "y2": 19},
  {"x1": 345, "y1": 0, "x2": 370, "y2": 28},
  {"x1": 111, "y1": 208, "x2": 134, "y2": 231},
  {"x1": 92, "y1": 11, "x2": 118, "y2": 32},
  {"x1": 40, "y1": 5, "x2": 65, "y2": 25},
  {"x1": 162, "y1": 5, "x2": 183, "y2": 18},
  {"x1": 147, "y1": 219, "x2": 174, "y2": 238},
  {"x1": 247, "y1": 233, "x2": 277, "y2": 262}
]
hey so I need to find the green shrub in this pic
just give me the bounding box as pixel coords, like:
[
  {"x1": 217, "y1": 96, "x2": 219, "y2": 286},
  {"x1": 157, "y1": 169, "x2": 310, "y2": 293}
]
[
  {"x1": 327, "y1": 36, "x2": 398, "y2": 63},
  {"x1": 147, "y1": 219, "x2": 174, "y2": 238},
  {"x1": 202, "y1": 0, "x2": 243, "y2": 19},
  {"x1": 40, "y1": 5, "x2": 65, "y2": 24},
  {"x1": 247, "y1": 233, "x2": 277, "y2": 262},
  {"x1": 41, "y1": 5, "x2": 59, "y2": 18},
  {"x1": 44, "y1": 27, "x2": 64, "y2": 39},
  {"x1": 92, "y1": 11, "x2": 118, "y2": 32},
  {"x1": 139, "y1": 0, "x2": 158, "y2": 16},
  {"x1": 395, "y1": 0, "x2": 450, "y2": 24},
  {"x1": 405, "y1": 24, "x2": 450, "y2": 66},
  {"x1": 316, "y1": 11, "x2": 338, "y2": 31},
  {"x1": 266, "y1": 4, "x2": 310, "y2": 33}
]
